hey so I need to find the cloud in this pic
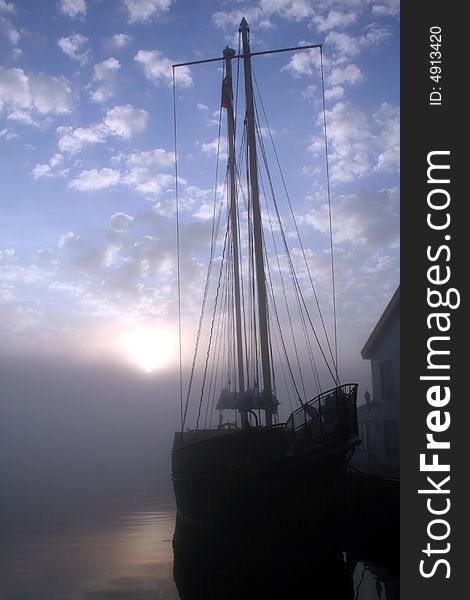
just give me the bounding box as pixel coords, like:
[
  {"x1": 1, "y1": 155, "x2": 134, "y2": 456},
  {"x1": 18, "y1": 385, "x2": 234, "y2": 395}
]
[
  {"x1": 58, "y1": 0, "x2": 86, "y2": 19},
  {"x1": 110, "y1": 212, "x2": 134, "y2": 233},
  {"x1": 0, "y1": 67, "x2": 74, "y2": 123},
  {"x1": 58, "y1": 32, "x2": 90, "y2": 65},
  {"x1": 200, "y1": 136, "x2": 227, "y2": 159},
  {"x1": 373, "y1": 102, "x2": 399, "y2": 172},
  {"x1": 0, "y1": 126, "x2": 17, "y2": 140},
  {"x1": 0, "y1": 67, "x2": 29, "y2": 108},
  {"x1": 30, "y1": 73, "x2": 75, "y2": 113},
  {"x1": 0, "y1": 247, "x2": 15, "y2": 260},
  {"x1": 328, "y1": 63, "x2": 363, "y2": 86},
  {"x1": 212, "y1": 1, "x2": 316, "y2": 31},
  {"x1": 325, "y1": 27, "x2": 392, "y2": 65},
  {"x1": 57, "y1": 123, "x2": 107, "y2": 154},
  {"x1": 372, "y1": 0, "x2": 400, "y2": 17},
  {"x1": 69, "y1": 168, "x2": 121, "y2": 191},
  {"x1": 109, "y1": 33, "x2": 132, "y2": 49},
  {"x1": 123, "y1": 0, "x2": 173, "y2": 23},
  {"x1": 110, "y1": 147, "x2": 176, "y2": 198},
  {"x1": 0, "y1": 1, "x2": 15, "y2": 14},
  {"x1": 312, "y1": 9, "x2": 357, "y2": 32},
  {"x1": 66, "y1": 146, "x2": 174, "y2": 197},
  {"x1": 0, "y1": 14, "x2": 19, "y2": 44},
  {"x1": 58, "y1": 231, "x2": 82, "y2": 249},
  {"x1": 32, "y1": 154, "x2": 68, "y2": 179},
  {"x1": 310, "y1": 100, "x2": 399, "y2": 184},
  {"x1": 324, "y1": 85, "x2": 344, "y2": 100},
  {"x1": 282, "y1": 48, "x2": 320, "y2": 78},
  {"x1": 212, "y1": 6, "x2": 269, "y2": 31},
  {"x1": 300, "y1": 187, "x2": 399, "y2": 252},
  {"x1": 56, "y1": 104, "x2": 148, "y2": 154},
  {"x1": 103, "y1": 104, "x2": 148, "y2": 138},
  {"x1": 135, "y1": 49, "x2": 192, "y2": 88},
  {"x1": 260, "y1": 0, "x2": 314, "y2": 21},
  {"x1": 89, "y1": 57, "x2": 121, "y2": 103},
  {"x1": 125, "y1": 147, "x2": 174, "y2": 168}
]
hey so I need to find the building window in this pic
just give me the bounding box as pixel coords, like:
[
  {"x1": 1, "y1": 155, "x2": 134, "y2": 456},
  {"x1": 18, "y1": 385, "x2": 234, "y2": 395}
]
[
  {"x1": 384, "y1": 419, "x2": 399, "y2": 455},
  {"x1": 380, "y1": 361, "x2": 395, "y2": 399}
]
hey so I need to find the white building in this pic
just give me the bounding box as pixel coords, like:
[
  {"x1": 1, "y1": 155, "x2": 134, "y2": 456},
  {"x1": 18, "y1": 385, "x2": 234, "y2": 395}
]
[{"x1": 352, "y1": 287, "x2": 400, "y2": 477}]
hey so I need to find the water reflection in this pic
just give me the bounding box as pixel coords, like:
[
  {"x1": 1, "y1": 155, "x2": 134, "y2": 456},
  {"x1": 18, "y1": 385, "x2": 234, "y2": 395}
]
[
  {"x1": 173, "y1": 523, "x2": 398, "y2": 600},
  {"x1": 0, "y1": 498, "x2": 179, "y2": 600},
  {"x1": 0, "y1": 497, "x2": 398, "y2": 599}
]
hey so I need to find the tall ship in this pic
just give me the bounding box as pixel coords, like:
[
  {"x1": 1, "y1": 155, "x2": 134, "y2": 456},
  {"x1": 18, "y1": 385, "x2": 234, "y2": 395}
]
[{"x1": 171, "y1": 18, "x2": 360, "y2": 583}]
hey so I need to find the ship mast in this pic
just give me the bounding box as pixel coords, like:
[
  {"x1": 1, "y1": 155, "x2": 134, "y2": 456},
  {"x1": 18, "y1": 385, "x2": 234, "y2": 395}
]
[
  {"x1": 240, "y1": 18, "x2": 274, "y2": 426},
  {"x1": 173, "y1": 24, "x2": 325, "y2": 430},
  {"x1": 223, "y1": 46, "x2": 247, "y2": 427}
]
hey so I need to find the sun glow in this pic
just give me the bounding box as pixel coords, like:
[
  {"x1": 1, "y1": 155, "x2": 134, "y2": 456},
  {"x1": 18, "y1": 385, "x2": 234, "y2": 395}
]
[{"x1": 121, "y1": 326, "x2": 176, "y2": 373}]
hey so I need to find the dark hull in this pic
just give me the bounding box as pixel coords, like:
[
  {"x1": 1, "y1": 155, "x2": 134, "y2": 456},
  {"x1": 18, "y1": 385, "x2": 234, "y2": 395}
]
[
  {"x1": 173, "y1": 435, "x2": 351, "y2": 558},
  {"x1": 171, "y1": 385, "x2": 360, "y2": 598}
]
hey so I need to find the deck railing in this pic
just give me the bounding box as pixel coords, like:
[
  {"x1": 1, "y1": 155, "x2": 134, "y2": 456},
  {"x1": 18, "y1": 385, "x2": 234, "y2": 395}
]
[{"x1": 284, "y1": 383, "x2": 358, "y2": 454}]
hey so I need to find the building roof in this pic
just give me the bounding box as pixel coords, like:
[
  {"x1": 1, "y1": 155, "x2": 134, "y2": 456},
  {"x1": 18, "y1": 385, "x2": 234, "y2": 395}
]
[{"x1": 361, "y1": 286, "x2": 400, "y2": 359}]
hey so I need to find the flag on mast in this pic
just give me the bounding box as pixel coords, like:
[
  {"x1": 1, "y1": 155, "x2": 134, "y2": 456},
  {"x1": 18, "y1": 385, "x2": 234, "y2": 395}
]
[{"x1": 221, "y1": 74, "x2": 232, "y2": 109}]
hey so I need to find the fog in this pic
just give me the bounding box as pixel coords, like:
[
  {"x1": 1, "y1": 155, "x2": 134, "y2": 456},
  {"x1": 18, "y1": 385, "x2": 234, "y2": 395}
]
[
  {"x1": 0, "y1": 346, "x2": 371, "y2": 525},
  {"x1": 0, "y1": 354, "x2": 180, "y2": 523}
]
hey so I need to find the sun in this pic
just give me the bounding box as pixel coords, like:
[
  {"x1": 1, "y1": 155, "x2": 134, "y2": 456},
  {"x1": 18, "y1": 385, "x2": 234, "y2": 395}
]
[{"x1": 121, "y1": 326, "x2": 175, "y2": 373}]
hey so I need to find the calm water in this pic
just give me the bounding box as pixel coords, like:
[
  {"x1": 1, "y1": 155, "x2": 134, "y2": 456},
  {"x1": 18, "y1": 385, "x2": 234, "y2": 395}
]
[
  {"x1": 0, "y1": 497, "x2": 179, "y2": 600},
  {"x1": 0, "y1": 495, "x2": 397, "y2": 599}
]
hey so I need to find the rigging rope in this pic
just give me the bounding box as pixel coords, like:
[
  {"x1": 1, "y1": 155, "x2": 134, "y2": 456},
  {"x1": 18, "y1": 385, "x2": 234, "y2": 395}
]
[
  {"x1": 252, "y1": 67, "x2": 339, "y2": 385},
  {"x1": 181, "y1": 65, "x2": 227, "y2": 431},
  {"x1": 172, "y1": 68, "x2": 184, "y2": 431},
  {"x1": 253, "y1": 94, "x2": 338, "y2": 387},
  {"x1": 320, "y1": 47, "x2": 339, "y2": 380},
  {"x1": 195, "y1": 220, "x2": 231, "y2": 431}
]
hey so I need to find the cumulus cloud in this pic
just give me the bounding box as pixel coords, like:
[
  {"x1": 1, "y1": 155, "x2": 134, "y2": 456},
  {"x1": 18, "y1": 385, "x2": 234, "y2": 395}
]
[
  {"x1": 200, "y1": 136, "x2": 228, "y2": 160},
  {"x1": 64, "y1": 146, "x2": 175, "y2": 198},
  {"x1": 311, "y1": 100, "x2": 399, "y2": 184},
  {"x1": 325, "y1": 27, "x2": 392, "y2": 65},
  {"x1": 135, "y1": 49, "x2": 192, "y2": 88},
  {"x1": 372, "y1": 0, "x2": 400, "y2": 17},
  {"x1": 0, "y1": 126, "x2": 16, "y2": 140},
  {"x1": 0, "y1": 14, "x2": 19, "y2": 44},
  {"x1": 300, "y1": 187, "x2": 399, "y2": 251},
  {"x1": 30, "y1": 73, "x2": 75, "y2": 113},
  {"x1": 373, "y1": 102, "x2": 399, "y2": 172},
  {"x1": 212, "y1": 6, "x2": 269, "y2": 31},
  {"x1": 0, "y1": 247, "x2": 15, "y2": 260},
  {"x1": 123, "y1": 0, "x2": 173, "y2": 23},
  {"x1": 0, "y1": 67, "x2": 74, "y2": 122},
  {"x1": 89, "y1": 57, "x2": 121, "y2": 103},
  {"x1": 312, "y1": 9, "x2": 357, "y2": 32},
  {"x1": 58, "y1": 0, "x2": 86, "y2": 19},
  {"x1": 126, "y1": 147, "x2": 174, "y2": 168},
  {"x1": 58, "y1": 32, "x2": 90, "y2": 65},
  {"x1": 282, "y1": 49, "x2": 320, "y2": 78},
  {"x1": 56, "y1": 104, "x2": 148, "y2": 155},
  {"x1": 0, "y1": 1, "x2": 15, "y2": 13},
  {"x1": 103, "y1": 104, "x2": 148, "y2": 138},
  {"x1": 109, "y1": 33, "x2": 132, "y2": 49},
  {"x1": 69, "y1": 168, "x2": 121, "y2": 191},
  {"x1": 32, "y1": 154, "x2": 68, "y2": 179},
  {"x1": 57, "y1": 123, "x2": 107, "y2": 154},
  {"x1": 110, "y1": 212, "x2": 134, "y2": 233},
  {"x1": 328, "y1": 63, "x2": 363, "y2": 86}
]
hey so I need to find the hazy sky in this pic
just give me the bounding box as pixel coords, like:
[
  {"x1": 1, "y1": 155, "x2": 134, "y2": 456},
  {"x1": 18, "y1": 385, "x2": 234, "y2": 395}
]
[{"x1": 1, "y1": 0, "x2": 399, "y2": 417}]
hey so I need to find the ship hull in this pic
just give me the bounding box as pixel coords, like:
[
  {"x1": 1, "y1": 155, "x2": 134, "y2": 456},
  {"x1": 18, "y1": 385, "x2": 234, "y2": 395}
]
[
  {"x1": 172, "y1": 384, "x2": 359, "y2": 565},
  {"x1": 172, "y1": 430, "x2": 350, "y2": 564}
]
